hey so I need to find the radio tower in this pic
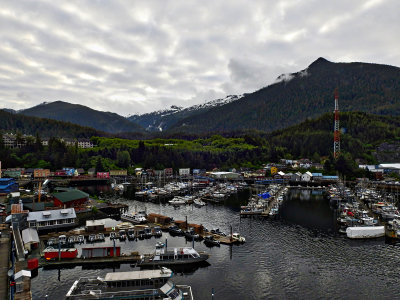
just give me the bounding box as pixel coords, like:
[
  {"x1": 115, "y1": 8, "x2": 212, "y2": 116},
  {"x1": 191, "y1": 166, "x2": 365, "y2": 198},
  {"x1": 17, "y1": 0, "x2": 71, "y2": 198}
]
[{"x1": 333, "y1": 88, "x2": 340, "y2": 159}]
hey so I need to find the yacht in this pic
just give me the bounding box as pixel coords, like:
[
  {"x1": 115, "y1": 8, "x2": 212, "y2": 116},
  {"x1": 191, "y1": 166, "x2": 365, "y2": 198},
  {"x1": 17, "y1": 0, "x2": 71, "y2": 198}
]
[{"x1": 65, "y1": 267, "x2": 193, "y2": 300}]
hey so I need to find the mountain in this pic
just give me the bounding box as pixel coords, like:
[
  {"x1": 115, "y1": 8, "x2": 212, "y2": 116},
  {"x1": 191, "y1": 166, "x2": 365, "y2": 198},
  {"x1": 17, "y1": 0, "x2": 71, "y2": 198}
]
[
  {"x1": 0, "y1": 109, "x2": 105, "y2": 138},
  {"x1": 19, "y1": 101, "x2": 143, "y2": 134},
  {"x1": 166, "y1": 57, "x2": 400, "y2": 134},
  {"x1": 127, "y1": 95, "x2": 243, "y2": 132}
]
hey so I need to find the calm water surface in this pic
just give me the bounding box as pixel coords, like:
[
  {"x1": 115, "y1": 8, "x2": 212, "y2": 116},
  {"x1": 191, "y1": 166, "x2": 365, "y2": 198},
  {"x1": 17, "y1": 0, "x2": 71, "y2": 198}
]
[{"x1": 32, "y1": 188, "x2": 400, "y2": 299}]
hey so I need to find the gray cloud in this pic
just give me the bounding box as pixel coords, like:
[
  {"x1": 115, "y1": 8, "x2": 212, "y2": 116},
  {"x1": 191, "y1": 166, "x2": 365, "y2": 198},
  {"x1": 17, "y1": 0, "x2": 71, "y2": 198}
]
[{"x1": 0, "y1": 0, "x2": 399, "y2": 116}]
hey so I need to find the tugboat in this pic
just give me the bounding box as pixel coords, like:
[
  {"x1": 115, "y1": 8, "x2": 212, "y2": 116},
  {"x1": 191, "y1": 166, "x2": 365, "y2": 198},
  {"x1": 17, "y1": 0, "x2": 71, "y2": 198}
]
[
  {"x1": 139, "y1": 243, "x2": 209, "y2": 267},
  {"x1": 66, "y1": 267, "x2": 193, "y2": 300}
]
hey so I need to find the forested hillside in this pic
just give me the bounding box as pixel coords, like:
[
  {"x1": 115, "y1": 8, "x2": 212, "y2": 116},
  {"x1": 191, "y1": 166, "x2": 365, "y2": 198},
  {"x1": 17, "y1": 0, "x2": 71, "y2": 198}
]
[{"x1": 168, "y1": 58, "x2": 400, "y2": 134}]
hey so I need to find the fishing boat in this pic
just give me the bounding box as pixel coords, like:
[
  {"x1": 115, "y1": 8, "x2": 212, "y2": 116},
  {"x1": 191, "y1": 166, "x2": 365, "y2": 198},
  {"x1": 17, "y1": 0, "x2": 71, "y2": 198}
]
[
  {"x1": 127, "y1": 228, "x2": 136, "y2": 240},
  {"x1": 65, "y1": 267, "x2": 193, "y2": 300},
  {"x1": 119, "y1": 230, "x2": 127, "y2": 241},
  {"x1": 153, "y1": 226, "x2": 163, "y2": 237},
  {"x1": 139, "y1": 244, "x2": 209, "y2": 267},
  {"x1": 67, "y1": 235, "x2": 76, "y2": 244},
  {"x1": 88, "y1": 234, "x2": 96, "y2": 243},
  {"x1": 77, "y1": 235, "x2": 85, "y2": 244},
  {"x1": 96, "y1": 233, "x2": 105, "y2": 241}
]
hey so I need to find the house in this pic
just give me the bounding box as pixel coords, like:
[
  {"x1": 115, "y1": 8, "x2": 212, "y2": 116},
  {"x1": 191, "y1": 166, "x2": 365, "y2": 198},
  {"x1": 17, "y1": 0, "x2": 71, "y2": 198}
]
[
  {"x1": 0, "y1": 178, "x2": 19, "y2": 194},
  {"x1": 76, "y1": 168, "x2": 85, "y2": 175},
  {"x1": 27, "y1": 208, "x2": 77, "y2": 231},
  {"x1": 179, "y1": 168, "x2": 190, "y2": 177},
  {"x1": 293, "y1": 172, "x2": 302, "y2": 181},
  {"x1": 301, "y1": 171, "x2": 313, "y2": 182},
  {"x1": 52, "y1": 189, "x2": 89, "y2": 208},
  {"x1": 164, "y1": 168, "x2": 173, "y2": 177},
  {"x1": 88, "y1": 168, "x2": 96, "y2": 177},
  {"x1": 14, "y1": 270, "x2": 31, "y2": 294}
]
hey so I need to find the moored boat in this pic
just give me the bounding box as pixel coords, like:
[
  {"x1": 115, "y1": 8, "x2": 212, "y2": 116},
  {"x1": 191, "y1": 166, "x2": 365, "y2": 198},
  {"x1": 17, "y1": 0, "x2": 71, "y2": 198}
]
[
  {"x1": 65, "y1": 267, "x2": 193, "y2": 300},
  {"x1": 204, "y1": 235, "x2": 220, "y2": 246},
  {"x1": 139, "y1": 244, "x2": 209, "y2": 267},
  {"x1": 346, "y1": 226, "x2": 385, "y2": 239}
]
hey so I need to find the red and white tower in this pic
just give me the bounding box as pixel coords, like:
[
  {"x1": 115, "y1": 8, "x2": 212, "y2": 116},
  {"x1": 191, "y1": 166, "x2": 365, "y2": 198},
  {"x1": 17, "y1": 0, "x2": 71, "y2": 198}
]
[{"x1": 333, "y1": 88, "x2": 340, "y2": 159}]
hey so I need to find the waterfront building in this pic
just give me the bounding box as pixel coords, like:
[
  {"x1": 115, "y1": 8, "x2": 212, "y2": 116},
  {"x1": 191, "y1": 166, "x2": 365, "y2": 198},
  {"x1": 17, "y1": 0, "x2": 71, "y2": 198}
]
[
  {"x1": 33, "y1": 169, "x2": 50, "y2": 179},
  {"x1": 179, "y1": 168, "x2": 190, "y2": 177},
  {"x1": 301, "y1": 171, "x2": 313, "y2": 182},
  {"x1": 22, "y1": 228, "x2": 40, "y2": 252},
  {"x1": 27, "y1": 208, "x2": 77, "y2": 231},
  {"x1": 110, "y1": 169, "x2": 128, "y2": 176},
  {"x1": 52, "y1": 189, "x2": 89, "y2": 209}
]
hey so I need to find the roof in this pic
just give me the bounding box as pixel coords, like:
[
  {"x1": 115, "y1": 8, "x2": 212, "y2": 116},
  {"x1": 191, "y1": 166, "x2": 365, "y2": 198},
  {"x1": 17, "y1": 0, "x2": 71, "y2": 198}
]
[
  {"x1": 104, "y1": 268, "x2": 172, "y2": 282},
  {"x1": 22, "y1": 228, "x2": 39, "y2": 244},
  {"x1": 27, "y1": 208, "x2": 76, "y2": 222},
  {"x1": 311, "y1": 173, "x2": 323, "y2": 176},
  {"x1": 379, "y1": 163, "x2": 400, "y2": 169},
  {"x1": 15, "y1": 270, "x2": 31, "y2": 281},
  {"x1": 86, "y1": 220, "x2": 105, "y2": 227},
  {"x1": 52, "y1": 190, "x2": 89, "y2": 203}
]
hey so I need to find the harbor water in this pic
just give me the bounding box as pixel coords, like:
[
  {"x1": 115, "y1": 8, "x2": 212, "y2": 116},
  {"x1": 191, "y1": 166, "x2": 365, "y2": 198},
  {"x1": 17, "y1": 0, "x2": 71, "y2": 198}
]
[{"x1": 32, "y1": 188, "x2": 400, "y2": 299}]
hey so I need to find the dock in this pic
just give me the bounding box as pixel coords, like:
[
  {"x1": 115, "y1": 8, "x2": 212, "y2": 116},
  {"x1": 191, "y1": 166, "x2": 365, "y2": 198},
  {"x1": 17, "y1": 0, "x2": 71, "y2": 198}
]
[{"x1": 39, "y1": 254, "x2": 141, "y2": 268}]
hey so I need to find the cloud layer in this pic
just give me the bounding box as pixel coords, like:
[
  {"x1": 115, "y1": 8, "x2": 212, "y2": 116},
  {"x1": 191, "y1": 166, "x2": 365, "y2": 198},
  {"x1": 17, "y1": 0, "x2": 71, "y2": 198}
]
[{"x1": 0, "y1": 0, "x2": 399, "y2": 115}]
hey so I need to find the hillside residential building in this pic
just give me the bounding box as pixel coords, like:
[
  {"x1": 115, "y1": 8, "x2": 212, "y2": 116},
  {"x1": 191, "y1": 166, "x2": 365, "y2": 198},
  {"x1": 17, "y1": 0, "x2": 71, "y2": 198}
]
[
  {"x1": 110, "y1": 170, "x2": 128, "y2": 176},
  {"x1": 2, "y1": 133, "x2": 27, "y2": 148},
  {"x1": 34, "y1": 169, "x2": 50, "y2": 179},
  {"x1": 27, "y1": 208, "x2": 77, "y2": 231}
]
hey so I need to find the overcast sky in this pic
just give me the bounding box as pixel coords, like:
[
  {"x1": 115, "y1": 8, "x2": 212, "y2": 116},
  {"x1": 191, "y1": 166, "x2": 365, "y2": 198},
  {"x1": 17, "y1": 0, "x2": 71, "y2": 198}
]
[{"x1": 0, "y1": 0, "x2": 399, "y2": 116}]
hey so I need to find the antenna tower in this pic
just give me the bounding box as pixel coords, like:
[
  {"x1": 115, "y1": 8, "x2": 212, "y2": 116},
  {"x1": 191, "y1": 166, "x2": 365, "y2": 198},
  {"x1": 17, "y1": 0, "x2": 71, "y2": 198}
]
[{"x1": 333, "y1": 89, "x2": 340, "y2": 159}]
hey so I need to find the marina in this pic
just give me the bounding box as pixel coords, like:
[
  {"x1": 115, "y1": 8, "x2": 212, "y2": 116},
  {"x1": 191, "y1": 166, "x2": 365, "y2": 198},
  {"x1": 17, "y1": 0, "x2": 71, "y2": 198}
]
[{"x1": 24, "y1": 185, "x2": 400, "y2": 299}]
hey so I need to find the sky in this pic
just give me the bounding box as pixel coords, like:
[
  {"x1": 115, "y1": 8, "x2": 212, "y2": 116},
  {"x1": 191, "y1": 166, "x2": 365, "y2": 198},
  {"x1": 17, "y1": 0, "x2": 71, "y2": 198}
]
[{"x1": 0, "y1": 0, "x2": 399, "y2": 116}]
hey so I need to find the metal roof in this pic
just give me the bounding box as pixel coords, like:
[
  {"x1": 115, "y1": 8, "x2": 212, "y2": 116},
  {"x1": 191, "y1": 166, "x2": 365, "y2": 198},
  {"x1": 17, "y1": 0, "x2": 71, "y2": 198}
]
[
  {"x1": 27, "y1": 208, "x2": 76, "y2": 222},
  {"x1": 104, "y1": 268, "x2": 172, "y2": 282},
  {"x1": 22, "y1": 228, "x2": 39, "y2": 244},
  {"x1": 52, "y1": 190, "x2": 89, "y2": 203}
]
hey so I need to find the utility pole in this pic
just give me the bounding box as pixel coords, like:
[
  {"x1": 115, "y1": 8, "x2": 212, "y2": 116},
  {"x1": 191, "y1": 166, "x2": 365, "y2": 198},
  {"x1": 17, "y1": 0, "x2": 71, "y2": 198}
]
[{"x1": 333, "y1": 88, "x2": 340, "y2": 159}]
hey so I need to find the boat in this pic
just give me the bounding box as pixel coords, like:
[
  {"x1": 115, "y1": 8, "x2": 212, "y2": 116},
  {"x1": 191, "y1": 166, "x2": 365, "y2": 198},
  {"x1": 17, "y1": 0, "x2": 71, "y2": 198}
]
[
  {"x1": 44, "y1": 247, "x2": 78, "y2": 261},
  {"x1": 127, "y1": 228, "x2": 136, "y2": 240},
  {"x1": 77, "y1": 235, "x2": 85, "y2": 244},
  {"x1": 143, "y1": 227, "x2": 153, "y2": 238},
  {"x1": 65, "y1": 267, "x2": 193, "y2": 300},
  {"x1": 193, "y1": 198, "x2": 207, "y2": 207},
  {"x1": 184, "y1": 228, "x2": 201, "y2": 240},
  {"x1": 211, "y1": 228, "x2": 226, "y2": 236},
  {"x1": 346, "y1": 226, "x2": 385, "y2": 239},
  {"x1": 121, "y1": 212, "x2": 147, "y2": 224},
  {"x1": 47, "y1": 237, "x2": 57, "y2": 246},
  {"x1": 230, "y1": 232, "x2": 246, "y2": 243},
  {"x1": 168, "y1": 225, "x2": 183, "y2": 235},
  {"x1": 203, "y1": 235, "x2": 220, "y2": 246},
  {"x1": 153, "y1": 226, "x2": 163, "y2": 237},
  {"x1": 96, "y1": 233, "x2": 105, "y2": 241},
  {"x1": 59, "y1": 235, "x2": 67, "y2": 245},
  {"x1": 110, "y1": 231, "x2": 118, "y2": 240},
  {"x1": 139, "y1": 244, "x2": 209, "y2": 267},
  {"x1": 168, "y1": 197, "x2": 186, "y2": 206},
  {"x1": 88, "y1": 234, "x2": 96, "y2": 243},
  {"x1": 119, "y1": 230, "x2": 127, "y2": 241}
]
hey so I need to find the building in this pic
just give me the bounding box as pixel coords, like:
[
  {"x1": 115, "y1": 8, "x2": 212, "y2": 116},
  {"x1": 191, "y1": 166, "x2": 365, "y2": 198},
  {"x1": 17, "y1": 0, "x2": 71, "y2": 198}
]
[
  {"x1": 27, "y1": 208, "x2": 77, "y2": 231},
  {"x1": 378, "y1": 163, "x2": 400, "y2": 174},
  {"x1": 88, "y1": 168, "x2": 96, "y2": 177},
  {"x1": 0, "y1": 178, "x2": 19, "y2": 194},
  {"x1": 164, "y1": 168, "x2": 173, "y2": 177},
  {"x1": 179, "y1": 168, "x2": 190, "y2": 177},
  {"x1": 301, "y1": 171, "x2": 313, "y2": 182},
  {"x1": 2, "y1": 133, "x2": 27, "y2": 148},
  {"x1": 34, "y1": 169, "x2": 50, "y2": 179},
  {"x1": 22, "y1": 228, "x2": 40, "y2": 252},
  {"x1": 311, "y1": 173, "x2": 323, "y2": 181},
  {"x1": 208, "y1": 171, "x2": 242, "y2": 180},
  {"x1": 82, "y1": 246, "x2": 120, "y2": 258},
  {"x1": 3, "y1": 168, "x2": 24, "y2": 178},
  {"x1": 52, "y1": 189, "x2": 89, "y2": 208},
  {"x1": 97, "y1": 172, "x2": 110, "y2": 179},
  {"x1": 109, "y1": 170, "x2": 128, "y2": 176},
  {"x1": 292, "y1": 172, "x2": 302, "y2": 181}
]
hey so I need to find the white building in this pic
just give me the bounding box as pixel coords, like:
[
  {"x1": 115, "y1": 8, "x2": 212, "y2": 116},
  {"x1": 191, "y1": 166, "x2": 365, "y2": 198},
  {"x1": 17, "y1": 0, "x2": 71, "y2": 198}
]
[
  {"x1": 27, "y1": 208, "x2": 77, "y2": 232},
  {"x1": 179, "y1": 168, "x2": 190, "y2": 177}
]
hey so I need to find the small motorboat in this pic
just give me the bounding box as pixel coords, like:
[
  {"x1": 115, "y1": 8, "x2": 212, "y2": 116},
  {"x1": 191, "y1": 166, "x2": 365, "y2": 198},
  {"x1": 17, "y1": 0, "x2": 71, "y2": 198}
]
[
  {"x1": 127, "y1": 228, "x2": 136, "y2": 240},
  {"x1": 119, "y1": 230, "x2": 127, "y2": 241},
  {"x1": 88, "y1": 234, "x2": 96, "y2": 243},
  {"x1": 184, "y1": 228, "x2": 201, "y2": 240},
  {"x1": 204, "y1": 235, "x2": 220, "y2": 246},
  {"x1": 96, "y1": 233, "x2": 105, "y2": 241},
  {"x1": 152, "y1": 226, "x2": 162, "y2": 237},
  {"x1": 168, "y1": 225, "x2": 183, "y2": 235},
  {"x1": 77, "y1": 235, "x2": 85, "y2": 244}
]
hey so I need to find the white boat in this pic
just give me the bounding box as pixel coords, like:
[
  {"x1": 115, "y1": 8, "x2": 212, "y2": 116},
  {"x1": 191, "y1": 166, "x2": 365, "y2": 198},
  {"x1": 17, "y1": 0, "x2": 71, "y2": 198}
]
[
  {"x1": 66, "y1": 267, "x2": 193, "y2": 300},
  {"x1": 193, "y1": 198, "x2": 206, "y2": 207},
  {"x1": 346, "y1": 226, "x2": 385, "y2": 239},
  {"x1": 169, "y1": 197, "x2": 186, "y2": 205},
  {"x1": 121, "y1": 212, "x2": 147, "y2": 224},
  {"x1": 230, "y1": 232, "x2": 246, "y2": 243}
]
